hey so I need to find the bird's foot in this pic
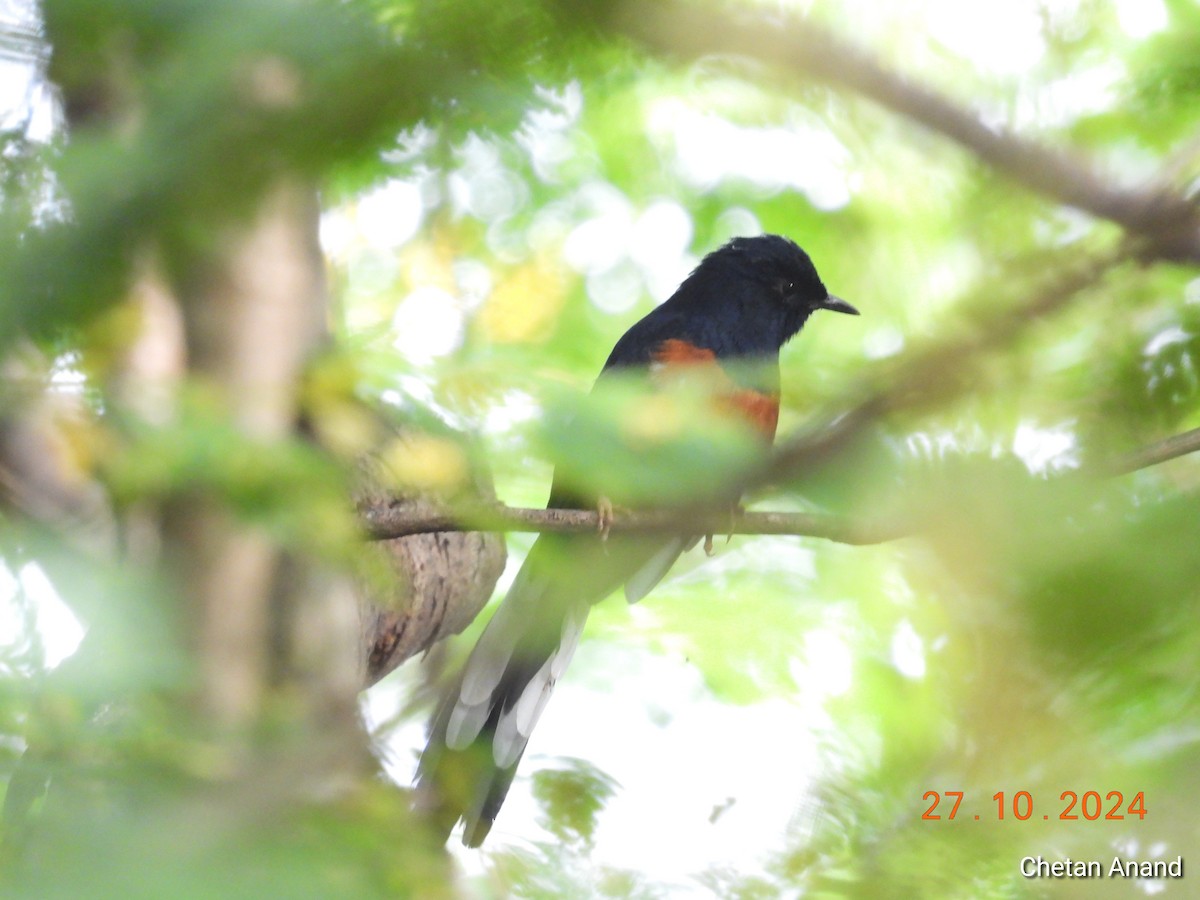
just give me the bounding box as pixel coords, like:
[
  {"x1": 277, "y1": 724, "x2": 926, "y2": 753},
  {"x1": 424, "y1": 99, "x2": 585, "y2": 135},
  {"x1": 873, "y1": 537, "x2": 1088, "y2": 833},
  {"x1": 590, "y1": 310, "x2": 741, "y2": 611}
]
[
  {"x1": 703, "y1": 504, "x2": 743, "y2": 557},
  {"x1": 727, "y1": 502, "x2": 744, "y2": 543},
  {"x1": 597, "y1": 496, "x2": 614, "y2": 542}
]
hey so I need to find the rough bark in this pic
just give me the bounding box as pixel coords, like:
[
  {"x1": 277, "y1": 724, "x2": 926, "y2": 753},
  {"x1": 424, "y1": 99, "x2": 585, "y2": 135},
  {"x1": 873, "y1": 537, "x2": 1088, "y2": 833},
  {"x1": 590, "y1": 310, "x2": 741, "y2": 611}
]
[{"x1": 356, "y1": 473, "x2": 506, "y2": 688}]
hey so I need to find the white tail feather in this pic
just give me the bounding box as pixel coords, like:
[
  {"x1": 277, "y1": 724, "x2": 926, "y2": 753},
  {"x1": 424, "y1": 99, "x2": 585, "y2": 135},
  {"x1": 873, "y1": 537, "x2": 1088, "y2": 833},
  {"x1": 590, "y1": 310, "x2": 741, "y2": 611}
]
[
  {"x1": 491, "y1": 600, "x2": 590, "y2": 769},
  {"x1": 624, "y1": 536, "x2": 689, "y2": 604},
  {"x1": 494, "y1": 657, "x2": 553, "y2": 768},
  {"x1": 445, "y1": 699, "x2": 490, "y2": 750},
  {"x1": 460, "y1": 641, "x2": 515, "y2": 707},
  {"x1": 550, "y1": 601, "x2": 588, "y2": 679},
  {"x1": 459, "y1": 566, "x2": 549, "y2": 706}
]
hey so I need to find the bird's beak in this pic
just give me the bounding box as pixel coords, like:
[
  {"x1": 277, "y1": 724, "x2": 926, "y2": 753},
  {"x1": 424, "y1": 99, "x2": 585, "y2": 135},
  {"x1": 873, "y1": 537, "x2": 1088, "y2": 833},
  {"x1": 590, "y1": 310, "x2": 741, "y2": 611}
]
[{"x1": 820, "y1": 294, "x2": 859, "y2": 315}]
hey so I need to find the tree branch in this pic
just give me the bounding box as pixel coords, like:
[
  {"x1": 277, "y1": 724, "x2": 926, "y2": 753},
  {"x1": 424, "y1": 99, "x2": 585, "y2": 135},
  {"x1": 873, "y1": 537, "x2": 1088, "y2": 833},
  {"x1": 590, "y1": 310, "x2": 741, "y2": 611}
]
[
  {"x1": 1094, "y1": 425, "x2": 1200, "y2": 477},
  {"x1": 361, "y1": 499, "x2": 903, "y2": 545},
  {"x1": 360, "y1": 420, "x2": 1200, "y2": 544},
  {"x1": 613, "y1": 2, "x2": 1200, "y2": 263}
]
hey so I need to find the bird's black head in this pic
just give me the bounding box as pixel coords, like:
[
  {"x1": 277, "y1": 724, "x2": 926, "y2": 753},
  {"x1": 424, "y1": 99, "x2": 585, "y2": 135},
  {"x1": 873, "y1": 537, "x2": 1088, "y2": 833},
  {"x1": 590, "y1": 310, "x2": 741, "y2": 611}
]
[
  {"x1": 718, "y1": 234, "x2": 857, "y2": 318},
  {"x1": 680, "y1": 234, "x2": 858, "y2": 355}
]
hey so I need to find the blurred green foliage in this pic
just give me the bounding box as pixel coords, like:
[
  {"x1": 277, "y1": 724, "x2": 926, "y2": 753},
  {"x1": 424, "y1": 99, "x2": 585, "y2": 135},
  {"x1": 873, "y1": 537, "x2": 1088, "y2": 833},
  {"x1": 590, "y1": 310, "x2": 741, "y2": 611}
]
[{"x1": 2, "y1": 0, "x2": 1200, "y2": 897}]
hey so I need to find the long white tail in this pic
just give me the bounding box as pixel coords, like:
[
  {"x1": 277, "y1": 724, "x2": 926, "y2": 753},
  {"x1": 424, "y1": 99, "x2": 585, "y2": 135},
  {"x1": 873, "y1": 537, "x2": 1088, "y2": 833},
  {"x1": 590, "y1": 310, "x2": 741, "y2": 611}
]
[{"x1": 415, "y1": 530, "x2": 681, "y2": 845}]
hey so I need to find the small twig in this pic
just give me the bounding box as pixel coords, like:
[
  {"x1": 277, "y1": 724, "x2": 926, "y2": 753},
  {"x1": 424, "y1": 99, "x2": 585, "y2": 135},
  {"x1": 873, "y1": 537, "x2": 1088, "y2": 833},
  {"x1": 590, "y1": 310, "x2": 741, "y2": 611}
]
[
  {"x1": 1093, "y1": 426, "x2": 1200, "y2": 477},
  {"x1": 360, "y1": 500, "x2": 904, "y2": 545},
  {"x1": 361, "y1": 421, "x2": 1200, "y2": 544}
]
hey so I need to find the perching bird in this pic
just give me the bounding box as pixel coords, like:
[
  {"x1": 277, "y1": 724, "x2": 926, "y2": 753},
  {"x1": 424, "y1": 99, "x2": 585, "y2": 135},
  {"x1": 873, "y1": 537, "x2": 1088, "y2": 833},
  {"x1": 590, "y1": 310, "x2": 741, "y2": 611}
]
[{"x1": 415, "y1": 234, "x2": 858, "y2": 846}]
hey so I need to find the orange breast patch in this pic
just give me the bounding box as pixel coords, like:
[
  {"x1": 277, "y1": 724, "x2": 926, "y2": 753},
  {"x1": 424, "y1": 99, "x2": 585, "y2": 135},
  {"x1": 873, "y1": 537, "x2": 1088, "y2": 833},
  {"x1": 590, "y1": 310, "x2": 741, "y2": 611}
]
[
  {"x1": 723, "y1": 390, "x2": 780, "y2": 442},
  {"x1": 651, "y1": 339, "x2": 780, "y2": 442},
  {"x1": 653, "y1": 338, "x2": 718, "y2": 365}
]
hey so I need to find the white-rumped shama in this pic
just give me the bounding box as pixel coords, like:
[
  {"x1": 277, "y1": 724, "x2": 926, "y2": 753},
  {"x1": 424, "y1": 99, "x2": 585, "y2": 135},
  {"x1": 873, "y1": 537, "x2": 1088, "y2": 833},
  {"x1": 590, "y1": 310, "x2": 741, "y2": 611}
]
[{"x1": 416, "y1": 234, "x2": 858, "y2": 846}]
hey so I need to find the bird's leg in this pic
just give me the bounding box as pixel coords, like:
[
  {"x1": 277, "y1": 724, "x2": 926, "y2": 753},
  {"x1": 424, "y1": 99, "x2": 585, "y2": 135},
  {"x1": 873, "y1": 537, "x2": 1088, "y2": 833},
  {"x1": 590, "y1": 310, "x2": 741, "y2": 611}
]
[
  {"x1": 702, "y1": 502, "x2": 743, "y2": 557},
  {"x1": 597, "y1": 495, "x2": 614, "y2": 542}
]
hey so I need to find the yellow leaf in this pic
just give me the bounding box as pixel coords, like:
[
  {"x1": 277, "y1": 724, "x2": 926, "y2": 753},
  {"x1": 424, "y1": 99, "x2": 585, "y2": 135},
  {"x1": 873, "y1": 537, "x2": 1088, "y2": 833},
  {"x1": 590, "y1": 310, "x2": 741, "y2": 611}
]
[
  {"x1": 478, "y1": 260, "x2": 567, "y2": 344},
  {"x1": 377, "y1": 434, "x2": 467, "y2": 493}
]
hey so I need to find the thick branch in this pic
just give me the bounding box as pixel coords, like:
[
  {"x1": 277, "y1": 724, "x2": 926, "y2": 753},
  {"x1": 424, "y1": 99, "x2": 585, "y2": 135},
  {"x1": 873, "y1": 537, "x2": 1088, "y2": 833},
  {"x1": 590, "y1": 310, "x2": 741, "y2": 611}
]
[
  {"x1": 164, "y1": 181, "x2": 342, "y2": 727},
  {"x1": 615, "y1": 3, "x2": 1200, "y2": 262}
]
